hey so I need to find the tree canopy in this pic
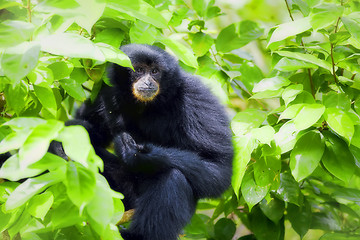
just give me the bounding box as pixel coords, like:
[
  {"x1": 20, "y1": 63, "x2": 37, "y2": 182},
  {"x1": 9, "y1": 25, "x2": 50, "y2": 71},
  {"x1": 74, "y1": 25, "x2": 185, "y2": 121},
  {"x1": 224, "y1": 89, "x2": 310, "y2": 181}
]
[{"x1": 1, "y1": 0, "x2": 360, "y2": 239}]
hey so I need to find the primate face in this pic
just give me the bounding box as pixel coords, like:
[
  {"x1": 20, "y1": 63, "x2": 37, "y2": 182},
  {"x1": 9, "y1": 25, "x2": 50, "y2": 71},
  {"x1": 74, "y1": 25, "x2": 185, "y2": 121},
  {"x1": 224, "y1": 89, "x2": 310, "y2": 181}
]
[{"x1": 131, "y1": 64, "x2": 161, "y2": 102}]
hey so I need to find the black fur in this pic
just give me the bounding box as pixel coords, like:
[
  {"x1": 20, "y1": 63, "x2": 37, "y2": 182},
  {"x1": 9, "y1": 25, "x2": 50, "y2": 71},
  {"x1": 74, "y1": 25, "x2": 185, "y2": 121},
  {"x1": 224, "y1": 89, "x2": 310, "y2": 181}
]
[{"x1": 64, "y1": 44, "x2": 233, "y2": 240}]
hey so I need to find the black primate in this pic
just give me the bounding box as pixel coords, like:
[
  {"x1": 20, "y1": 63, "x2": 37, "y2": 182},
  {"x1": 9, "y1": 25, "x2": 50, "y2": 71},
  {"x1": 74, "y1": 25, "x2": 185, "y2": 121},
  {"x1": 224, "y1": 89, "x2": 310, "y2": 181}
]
[{"x1": 66, "y1": 44, "x2": 233, "y2": 240}]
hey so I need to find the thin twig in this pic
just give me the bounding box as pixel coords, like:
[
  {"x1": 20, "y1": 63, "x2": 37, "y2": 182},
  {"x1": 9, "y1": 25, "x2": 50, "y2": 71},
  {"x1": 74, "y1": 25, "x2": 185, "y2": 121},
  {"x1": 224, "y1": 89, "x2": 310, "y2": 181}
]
[
  {"x1": 284, "y1": 0, "x2": 294, "y2": 21},
  {"x1": 26, "y1": 0, "x2": 32, "y2": 40},
  {"x1": 26, "y1": 0, "x2": 31, "y2": 23},
  {"x1": 284, "y1": 0, "x2": 315, "y2": 97}
]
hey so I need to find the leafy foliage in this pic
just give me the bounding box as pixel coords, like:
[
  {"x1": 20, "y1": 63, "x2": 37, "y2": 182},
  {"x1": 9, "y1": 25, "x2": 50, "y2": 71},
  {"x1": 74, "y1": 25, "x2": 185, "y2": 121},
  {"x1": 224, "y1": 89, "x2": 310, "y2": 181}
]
[{"x1": 1, "y1": 0, "x2": 360, "y2": 239}]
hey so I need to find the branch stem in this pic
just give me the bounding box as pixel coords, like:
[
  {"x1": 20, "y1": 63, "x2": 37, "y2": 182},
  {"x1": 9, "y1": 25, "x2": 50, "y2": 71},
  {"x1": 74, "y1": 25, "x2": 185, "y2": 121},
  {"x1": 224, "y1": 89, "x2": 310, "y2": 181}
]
[{"x1": 284, "y1": 0, "x2": 315, "y2": 97}]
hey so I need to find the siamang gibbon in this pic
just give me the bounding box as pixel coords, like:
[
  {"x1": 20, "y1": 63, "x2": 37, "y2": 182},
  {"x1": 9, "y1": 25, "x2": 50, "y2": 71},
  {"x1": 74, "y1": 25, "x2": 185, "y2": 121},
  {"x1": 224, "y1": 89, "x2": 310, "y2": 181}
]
[{"x1": 56, "y1": 44, "x2": 234, "y2": 240}]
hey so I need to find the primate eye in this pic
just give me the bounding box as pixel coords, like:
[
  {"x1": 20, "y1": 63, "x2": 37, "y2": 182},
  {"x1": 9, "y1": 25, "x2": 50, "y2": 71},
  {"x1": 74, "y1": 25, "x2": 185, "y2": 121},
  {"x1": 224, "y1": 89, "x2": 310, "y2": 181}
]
[
  {"x1": 135, "y1": 67, "x2": 144, "y2": 73},
  {"x1": 151, "y1": 68, "x2": 159, "y2": 74}
]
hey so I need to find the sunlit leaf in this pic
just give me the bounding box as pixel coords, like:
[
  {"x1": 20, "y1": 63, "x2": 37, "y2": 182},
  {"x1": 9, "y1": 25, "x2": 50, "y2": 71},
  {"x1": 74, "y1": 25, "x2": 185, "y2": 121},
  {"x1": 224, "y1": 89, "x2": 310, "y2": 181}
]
[
  {"x1": 268, "y1": 17, "x2": 311, "y2": 47},
  {"x1": 192, "y1": 32, "x2": 214, "y2": 57},
  {"x1": 241, "y1": 171, "x2": 269, "y2": 211},
  {"x1": 27, "y1": 191, "x2": 54, "y2": 220},
  {"x1": 19, "y1": 120, "x2": 64, "y2": 167},
  {"x1": 65, "y1": 162, "x2": 96, "y2": 207},
  {"x1": 231, "y1": 109, "x2": 267, "y2": 135},
  {"x1": 216, "y1": 20, "x2": 263, "y2": 52},
  {"x1": 290, "y1": 131, "x2": 325, "y2": 181},
  {"x1": 157, "y1": 36, "x2": 198, "y2": 68},
  {"x1": 276, "y1": 51, "x2": 332, "y2": 71},
  {"x1": 59, "y1": 78, "x2": 86, "y2": 101},
  {"x1": 310, "y1": 3, "x2": 344, "y2": 30},
  {"x1": 5, "y1": 169, "x2": 65, "y2": 211},
  {"x1": 342, "y1": 13, "x2": 360, "y2": 43},
  {"x1": 107, "y1": 0, "x2": 168, "y2": 28},
  {"x1": 232, "y1": 136, "x2": 257, "y2": 198},
  {"x1": 0, "y1": 20, "x2": 34, "y2": 47},
  {"x1": 1, "y1": 42, "x2": 40, "y2": 83},
  {"x1": 293, "y1": 104, "x2": 325, "y2": 130},
  {"x1": 324, "y1": 108, "x2": 354, "y2": 142},
  {"x1": 253, "y1": 76, "x2": 291, "y2": 93},
  {"x1": 57, "y1": 125, "x2": 92, "y2": 167},
  {"x1": 40, "y1": 33, "x2": 105, "y2": 61}
]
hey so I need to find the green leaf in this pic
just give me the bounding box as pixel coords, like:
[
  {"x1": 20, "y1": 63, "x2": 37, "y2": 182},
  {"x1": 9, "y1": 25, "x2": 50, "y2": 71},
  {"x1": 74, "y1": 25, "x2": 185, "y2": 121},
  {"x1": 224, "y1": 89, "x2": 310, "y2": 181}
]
[
  {"x1": 279, "y1": 104, "x2": 304, "y2": 121},
  {"x1": 282, "y1": 85, "x2": 303, "y2": 106},
  {"x1": 259, "y1": 198, "x2": 284, "y2": 223},
  {"x1": 322, "y1": 131, "x2": 356, "y2": 183},
  {"x1": 4, "y1": 83, "x2": 28, "y2": 115},
  {"x1": 86, "y1": 175, "x2": 115, "y2": 231},
  {"x1": 59, "y1": 78, "x2": 86, "y2": 101},
  {"x1": 323, "y1": 92, "x2": 351, "y2": 111},
  {"x1": 293, "y1": 0, "x2": 310, "y2": 16},
  {"x1": 47, "y1": 62, "x2": 73, "y2": 80},
  {"x1": 275, "y1": 51, "x2": 332, "y2": 71},
  {"x1": 274, "y1": 57, "x2": 318, "y2": 72},
  {"x1": 94, "y1": 29, "x2": 124, "y2": 48},
  {"x1": 238, "y1": 61, "x2": 264, "y2": 92},
  {"x1": 0, "y1": 129, "x2": 32, "y2": 154},
  {"x1": 57, "y1": 125, "x2": 92, "y2": 167},
  {"x1": 268, "y1": 17, "x2": 311, "y2": 47},
  {"x1": 0, "y1": 0, "x2": 22, "y2": 10},
  {"x1": 251, "y1": 89, "x2": 283, "y2": 99},
  {"x1": 342, "y1": 13, "x2": 360, "y2": 43},
  {"x1": 129, "y1": 21, "x2": 157, "y2": 45},
  {"x1": 0, "y1": 20, "x2": 34, "y2": 47},
  {"x1": 287, "y1": 200, "x2": 312, "y2": 238},
  {"x1": 33, "y1": 84, "x2": 58, "y2": 116},
  {"x1": 5, "y1": 169, "x2": 64, "y2": 211},
  {"x1": 216, "y1": 20, "x2": 263, "y2": 53},
  {"x1": 19, "y1": 120, "x2": 64, "y2": 168},
  {"x1": 1, "y1": 42, "x2": 41, "y2": 83},
  {"x1": 192, "y1": 0, "x2": 207, "y2": 17},
  {"x1": 50, "y1": 199, "x2": 84, "y2": 229},
  {"x1": 40, "y1": 33, "x2": 105, "y2": 62},
  {"x1": 250, "y1": 126, "x2": 275, "y2": 145},
  {"x1": 95, "y1": 43, "x2": 133, "y2": 69},
  {"x1": 351, "y1": 125, "x2": 360, "y2": 149},
  {"x1": 65, "y1": 162, "x2": 96, "y2": 207},
  {"x1": 324, "y1": 108, "x2": 354, "y2": 142},
  {"x1": 107, "y1": 0, "x2": 168, "y2": 29},
  {"x1": 232, "y1": 136, "x2": 257, "y2": 198},
  {"x1": 310, "y1": 3, "x2": 344, "y2": 30},
  {"x1": 3, "y1": 117, "x2": 46, "y2": 131},
  {"x1": 320, "y1": 233, "x2": 360, "y2": 240},
  {"x1": 241, "y1": 171, "x2": 269, "y2": 211},
  {"x1": 290, "y1": 131, "x2": 325, "y2": 181},
  {"x1": 73, "y1": 0, "x2": 106, "y2": 34},
  {"x1": 27, "y1": 191, "x2": 54, "y2": 220},
  {"x1": 275, "y1": 172, "x2": 302, "y2": 205},
  {"x1": 157, "y1": 36, "x2": 198, "y2": 68},
  {"x1": 327, "y1": 183, "x2": 360, "y2": 202},
  {"x1": 274, "y1": 121, "x2": 300, "y2": 153},
  {"x1": 253, "y1": 155, "x2": 280, "y2": 187},
  {"x1": 248, "y1": 206, "x2": 282, "y2": 240},
  {"x1": 253, "y1": 76, "x2": 291, "y2": 93},
  {"x1": 192, "y1": 32, "x2": 214, "y2": 57},
  {"x1": 311, "y1": 212, "x2": 341, "y2": 231},
  {"x1": 0, "y1": 153, "x2": 66, "y2": 181},
  {"x1": 293, "y1": 104, "x2": 325, "y2": 130},
  {"x1": 330, "y1": 31, "x2": 351, "y2": 45},
  {"x1": 214, "y1": 218, "x2": 236, "y2": 240},
  {"x1": 231, "y1": 109, "x2": 267, "y2": 135}
]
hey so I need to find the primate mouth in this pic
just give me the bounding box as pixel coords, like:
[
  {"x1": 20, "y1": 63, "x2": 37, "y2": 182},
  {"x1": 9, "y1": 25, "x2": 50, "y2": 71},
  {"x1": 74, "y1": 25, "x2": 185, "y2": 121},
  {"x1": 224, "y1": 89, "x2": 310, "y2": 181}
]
[{"x1": 133, "y1": 86, "x2": 160, "y2": 102}]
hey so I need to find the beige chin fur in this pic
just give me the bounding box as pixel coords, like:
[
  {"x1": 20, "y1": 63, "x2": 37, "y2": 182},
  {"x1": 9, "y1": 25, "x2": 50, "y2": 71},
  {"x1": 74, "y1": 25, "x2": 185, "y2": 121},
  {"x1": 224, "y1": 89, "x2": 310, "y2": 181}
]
[{"x1": 132, "y1": 85, "x2": 160, "y2": 102}]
